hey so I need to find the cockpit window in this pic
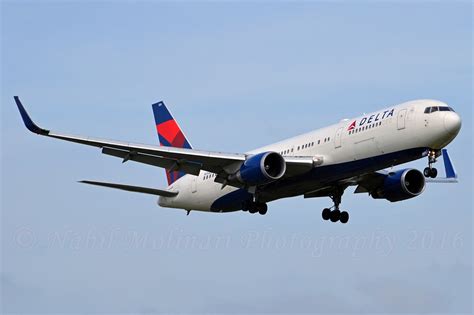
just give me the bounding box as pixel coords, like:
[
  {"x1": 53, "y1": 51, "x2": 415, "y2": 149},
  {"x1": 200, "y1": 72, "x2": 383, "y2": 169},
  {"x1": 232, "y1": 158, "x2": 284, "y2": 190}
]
[{"x1": 424, "y1": 106, "x2": 455, "y2": 114}]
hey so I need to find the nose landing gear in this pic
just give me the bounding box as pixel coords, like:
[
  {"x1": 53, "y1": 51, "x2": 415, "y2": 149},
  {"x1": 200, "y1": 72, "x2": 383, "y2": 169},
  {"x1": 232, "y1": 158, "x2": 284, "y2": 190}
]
[
  {"x1": 322, "y1": 189, "x2": 349, "y2": 224},
  {"x1": 424, "y1": 149, "x2": 440, "y2": 178}
]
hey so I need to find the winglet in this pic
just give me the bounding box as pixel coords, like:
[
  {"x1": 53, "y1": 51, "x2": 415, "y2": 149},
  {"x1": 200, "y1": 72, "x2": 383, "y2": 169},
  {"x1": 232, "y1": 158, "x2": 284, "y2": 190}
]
[
  {"x1": 426, "y1": 149, "x2": 458, "y2": 183},
  {"x1": 442, "y1": 149, "x2": 457, "y2": 179},
  {"x1": 14, "y1": 96, "x2": 50, "y2": 135}
]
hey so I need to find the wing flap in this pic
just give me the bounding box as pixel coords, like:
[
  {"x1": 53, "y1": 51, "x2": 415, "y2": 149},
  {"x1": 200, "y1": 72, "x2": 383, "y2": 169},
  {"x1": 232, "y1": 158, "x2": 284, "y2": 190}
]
[{"x1": 101, "y1": 147, "x2": 202, "y2": 176}]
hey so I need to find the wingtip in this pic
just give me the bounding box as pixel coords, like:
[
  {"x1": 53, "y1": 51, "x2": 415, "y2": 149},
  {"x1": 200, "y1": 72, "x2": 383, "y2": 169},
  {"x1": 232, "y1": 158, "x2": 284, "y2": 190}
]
[
  {"x1": 442, "y1": 149, "x2": 457, "y2": 179},
  {"x1": 14, "y1": 96, "x2": 50, "y2": 135}
]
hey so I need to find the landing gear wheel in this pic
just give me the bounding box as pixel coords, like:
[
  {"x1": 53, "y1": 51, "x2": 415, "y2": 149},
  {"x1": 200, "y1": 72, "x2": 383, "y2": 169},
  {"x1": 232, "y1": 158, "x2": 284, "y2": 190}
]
[
  {"x1": 249, "y1": 207, "x2": 258, "y2": 214},
  {"x1": 424, "y1": 167, "x2": 438, "y2": 178},
  {"x1": 330, "y1": 209, "x2": 341, "y2": 222},
  {"x1": 322, "y1": 208, "x2": 331, "y2": 221},
  {"x1": 339, "y1": 211, "x2": 349, "y2": 224},
  {"x1": 258, "y1": 204, "x2": 268, "y2": 215},
  {"x1": 424, "y1": 167, "x2": 431, "y2": 177}
]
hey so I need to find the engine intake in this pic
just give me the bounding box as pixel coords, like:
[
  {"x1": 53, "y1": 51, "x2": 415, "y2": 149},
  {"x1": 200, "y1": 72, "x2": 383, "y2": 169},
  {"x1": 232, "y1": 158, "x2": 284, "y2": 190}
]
[
  {"x1": 372, "y1": 168, "x2": 426, "y2": 202},
  {"x1": 236, "y1": 152, "x2": 286, "y2": 186}
]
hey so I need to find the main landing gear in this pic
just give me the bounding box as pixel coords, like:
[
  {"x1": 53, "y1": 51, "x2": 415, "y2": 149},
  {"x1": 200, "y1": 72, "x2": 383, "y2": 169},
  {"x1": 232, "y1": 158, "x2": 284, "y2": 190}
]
[
  {"x1": 242, "y1": 201, "x2": 268, "y2": 215},
  {"x1": 322, "y1": 189, "x2": 349, "y2": 224},
  {"x1": 424, "y1": 149, "x2": 440, "y2": 178}
]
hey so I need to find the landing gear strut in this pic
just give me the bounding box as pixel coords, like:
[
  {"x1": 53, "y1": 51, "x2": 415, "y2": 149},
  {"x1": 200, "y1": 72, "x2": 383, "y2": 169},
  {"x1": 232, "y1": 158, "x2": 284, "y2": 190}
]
[
  {"x1": 322, "y1": 188, "x2": 349, "y2": 224},
  {"x1": 424, "y1": 149, "x2": 440, "y2": 178}
]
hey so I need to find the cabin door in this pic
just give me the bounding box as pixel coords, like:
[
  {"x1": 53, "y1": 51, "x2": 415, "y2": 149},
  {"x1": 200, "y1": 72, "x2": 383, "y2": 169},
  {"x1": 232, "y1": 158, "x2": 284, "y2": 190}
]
[
  {"x1": 335, "y1": 127, "x2": 343, "y2": 148},
  {"x1": 397, "y1": 109, "x2": 407, "y2": 130}
]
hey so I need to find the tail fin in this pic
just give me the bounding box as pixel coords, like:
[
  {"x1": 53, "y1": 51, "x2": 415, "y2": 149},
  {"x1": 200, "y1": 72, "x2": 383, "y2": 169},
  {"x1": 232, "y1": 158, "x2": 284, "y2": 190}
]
[{"x1": 152, "y1": 101, "x2": 192, "y2": 185}]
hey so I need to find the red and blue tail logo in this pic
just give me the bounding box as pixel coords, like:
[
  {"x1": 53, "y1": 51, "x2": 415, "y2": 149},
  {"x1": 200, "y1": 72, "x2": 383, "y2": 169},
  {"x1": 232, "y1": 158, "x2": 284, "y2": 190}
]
[{"x1": 152, "y1": 101, "x2": 192, "y2": 185}]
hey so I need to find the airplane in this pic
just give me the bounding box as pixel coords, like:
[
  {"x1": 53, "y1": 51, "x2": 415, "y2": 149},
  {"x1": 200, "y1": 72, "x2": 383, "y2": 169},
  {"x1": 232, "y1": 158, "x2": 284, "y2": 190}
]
[{"x1": 14, "y1": 96, "x2": 461, "y2": 223}]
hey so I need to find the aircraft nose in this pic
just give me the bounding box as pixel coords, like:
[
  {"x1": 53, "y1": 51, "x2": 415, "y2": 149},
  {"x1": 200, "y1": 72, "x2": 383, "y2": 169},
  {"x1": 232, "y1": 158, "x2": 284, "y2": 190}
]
[{"x1": 444, "y1": 112, "x2": 462, "y2": 135}]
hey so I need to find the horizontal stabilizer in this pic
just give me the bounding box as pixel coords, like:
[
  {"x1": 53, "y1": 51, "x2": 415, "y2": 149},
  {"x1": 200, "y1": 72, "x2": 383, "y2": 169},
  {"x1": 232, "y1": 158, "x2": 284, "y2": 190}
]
[{"x1": 79, "y1": 180, "x2": 178, "y2": 197}]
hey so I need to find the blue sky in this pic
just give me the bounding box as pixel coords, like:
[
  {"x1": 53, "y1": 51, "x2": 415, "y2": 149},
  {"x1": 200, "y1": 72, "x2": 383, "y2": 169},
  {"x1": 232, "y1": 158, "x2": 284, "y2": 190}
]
[{"x1": 1, "y1": 1, "x2": 472, "y2": 313}]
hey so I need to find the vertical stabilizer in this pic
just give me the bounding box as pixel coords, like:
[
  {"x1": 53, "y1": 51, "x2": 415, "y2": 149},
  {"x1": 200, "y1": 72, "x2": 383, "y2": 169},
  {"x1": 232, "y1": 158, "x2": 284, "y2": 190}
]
[{"x1": 152, "y1": 101, "x2": 192, "y2": 185}]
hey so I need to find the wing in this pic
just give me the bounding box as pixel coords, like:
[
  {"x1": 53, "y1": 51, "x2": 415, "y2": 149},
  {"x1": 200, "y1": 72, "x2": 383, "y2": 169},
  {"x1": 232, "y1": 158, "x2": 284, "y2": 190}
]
[
  {"x1": 15, "y1": 97, "x2": 314, "y2": 185},
  {"x1": 353, "y1": 148, "x2": 458, "y2": 192},
  {"x1": 305, "y1": 149, "x2": 458, "y2": 199}
]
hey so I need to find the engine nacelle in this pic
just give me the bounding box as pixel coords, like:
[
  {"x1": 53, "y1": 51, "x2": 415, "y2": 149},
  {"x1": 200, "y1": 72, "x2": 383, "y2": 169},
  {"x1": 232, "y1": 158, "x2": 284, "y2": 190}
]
[
  {"x1": 371, "y1": 168, "x2": 426, "y2": 202},
  {"x1": 236, "y1": 152, "x2": 286, "y2": 186}
]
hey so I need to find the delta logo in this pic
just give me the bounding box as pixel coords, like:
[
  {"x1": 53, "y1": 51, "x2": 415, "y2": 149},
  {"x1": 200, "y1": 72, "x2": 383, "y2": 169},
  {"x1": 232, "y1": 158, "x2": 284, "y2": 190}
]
[{"x1": 347, "y1": 108, "x2": 395, "y2": 131}]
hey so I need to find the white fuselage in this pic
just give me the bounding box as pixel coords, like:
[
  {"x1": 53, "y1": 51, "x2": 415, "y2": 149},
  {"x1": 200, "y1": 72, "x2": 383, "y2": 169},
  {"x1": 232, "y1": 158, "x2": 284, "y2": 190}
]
[{"x1": 159, "y1": 99, "x2": 461, "y2": 212}]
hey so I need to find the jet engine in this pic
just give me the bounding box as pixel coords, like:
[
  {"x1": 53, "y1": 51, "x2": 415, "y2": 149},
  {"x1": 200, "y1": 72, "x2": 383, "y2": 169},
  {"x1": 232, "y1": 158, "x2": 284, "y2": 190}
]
[
  {"x1": 236, "y1": 152, "x2": 286, "y2": 186},
  {"x1": 371, "y1": 168, "x2": 426, "y2": 202}
]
